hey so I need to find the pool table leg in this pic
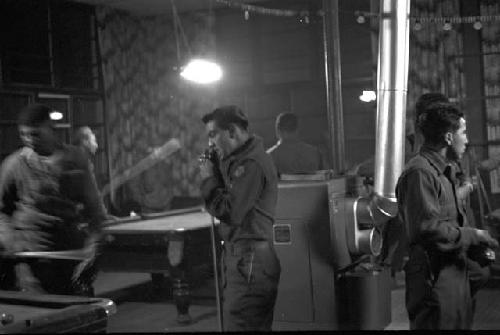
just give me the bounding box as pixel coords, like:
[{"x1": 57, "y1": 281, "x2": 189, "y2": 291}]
[
  {"x1": 172, "y1": 277, "x2": 191, "y2": 324},
  {"x1": 150, "y1": 269, "x2": 192, "y2": 324}
]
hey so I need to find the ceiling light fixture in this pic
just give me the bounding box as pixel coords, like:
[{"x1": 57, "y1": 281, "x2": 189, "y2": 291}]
[
  {"x1": 359, "y1": 90, "x2": 377, "y2": 103},
  {"x1": 413, "y1": 19, "x2": 422, "y2": 31},
  {"x1": 180, "y1": 59, "x2": 223, "y2": 84},
  {"x1": 171, "y1": 0, "x2": 222, "y2": 84},
  {"x1": 443, "y1": 20, "x2": 452, "y2": 31},
  {"x1": 49, "y1": 110, "x2": 63, "y2": 121},
  {"x1": 473, "y1": 19, "x2": 483, "y2": 30}
]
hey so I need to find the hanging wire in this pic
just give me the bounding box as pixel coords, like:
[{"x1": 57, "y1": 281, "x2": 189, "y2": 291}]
[
  {"x1": 170, "y1": 0, "x2": 192, "y2": 59},
  {"x1": 170, "y1": 0, "x2": 181, "y2": 63},
  {"x1": 214, "y1": 0, "x2": 500, "y2": 29}
]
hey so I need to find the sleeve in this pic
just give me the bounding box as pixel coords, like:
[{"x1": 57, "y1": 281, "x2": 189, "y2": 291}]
[
  {"x1": 79, "y1": 154, "x2": 107, "y2": 235},
  {"x1": 201, "y1": 159, "x2": 264, "y2": 225},
  {"x1": 478, "y1": 155, "x2": 500, "y2": 172},
  {"x1": 0, "y1": 157, "x2": 19, "y2": 251},
  {"x1": 397, "y1": 168, "x2": 479, "y2": 253}
]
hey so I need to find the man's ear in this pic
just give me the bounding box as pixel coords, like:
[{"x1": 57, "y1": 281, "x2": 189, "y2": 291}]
[{"x1": 444, "y1": 131, "x2": 453, "y2": 146}]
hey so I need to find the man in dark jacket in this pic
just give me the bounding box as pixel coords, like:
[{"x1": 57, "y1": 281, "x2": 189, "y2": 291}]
[
  {"x1": 396, "y1": 102, "x2": 498, "y2": 329},
  {"x1": 0, "y1": 104, "x2": 106, "y2": 295},
  {"x1": 199, "y1": 105, "x2": 280, "y2": 331},
  {"x1": 267, "y1": 112, "x2": 324, "y2": 175}
]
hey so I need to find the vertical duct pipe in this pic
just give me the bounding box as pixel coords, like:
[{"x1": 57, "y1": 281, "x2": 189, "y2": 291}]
[
  {"x1": 374, "y1": 0, "x2": 410, "y2": 202},
  {"x1": 322, "y1": 0, "x2": 345, "y2": 173},
  {"x1": 356, "y1": 0, "x2": 410, "y2": 228}
]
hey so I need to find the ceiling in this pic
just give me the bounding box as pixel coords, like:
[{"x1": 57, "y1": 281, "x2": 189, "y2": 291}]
[{"x1": 73, "y1": 0, "x2": 265, "y2": 16}]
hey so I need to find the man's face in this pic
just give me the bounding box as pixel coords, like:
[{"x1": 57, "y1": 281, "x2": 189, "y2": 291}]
[
  {"x1": 449, "y1": 117, "x2": 468, "y2": 160},
  {"x1": 205, "y1": 120, "x2": 234, "y2": 158},
  {"x1": 85, "y1": 129, "x2": 98, "y2": 155},
  {"x1": 18, "y1": 121, "x2": 56, "y2": 155}
]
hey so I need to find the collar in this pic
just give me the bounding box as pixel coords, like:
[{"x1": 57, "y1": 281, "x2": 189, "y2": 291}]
[
  {"x1": 420, "y1": 145, "x2": 450, "y2": 175},
  {"x1": 278, "y1": 138, "x2": 300, "y2": 145},
  {"x1": 223, "y1": 135, "x2": 260, "y2": 162}
]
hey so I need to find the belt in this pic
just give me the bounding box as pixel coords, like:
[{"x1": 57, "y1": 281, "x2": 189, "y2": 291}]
[{"x1": 224, "y1": 240, "x2": 271, "y2": 256}]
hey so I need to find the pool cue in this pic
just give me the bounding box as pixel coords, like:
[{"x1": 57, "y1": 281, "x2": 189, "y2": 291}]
[
  {"x1": 101, "y1": 138, "x2": 181, "y2": 202},
  {"x1": 209, "y1": 214, "x2": 223, "y2": 331},
  {"x1": 13, "y1": 248, "x2": 93, "y2": 261}
]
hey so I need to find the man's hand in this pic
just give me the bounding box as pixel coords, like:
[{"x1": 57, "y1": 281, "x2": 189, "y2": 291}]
[
  {"x1": 457, "y1": 181, "x2": 474, "y2": 201},
  {"x1": 199, "y1": 159, "x2": 215, "y2": 180},
  {"x1": 476, "y1": 229, "x2": 499, "y2": 248}
]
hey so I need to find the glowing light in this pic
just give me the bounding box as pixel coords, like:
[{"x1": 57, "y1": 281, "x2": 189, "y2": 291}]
[
  {"x1": 49, "y1": 110, "x2": 63, "y2": 120},
  {"x1": 180, "y1": 59, "x2": 223, "y2": 84},
  {"x1": 359, "y1": 90, "x2": 377, "y2": 103},
  {"x1": 473, "y1": 20, "x2": 482, "y2": 30},
  {"x1": 413, "y1": 20, "x2": 422, "y2": 31},
  {"x1": 356, "y1": 14, "x2": 366, "y2": 24},
  {"x1": 443, "y1": 20, "x2": 452, "y2": 31}
]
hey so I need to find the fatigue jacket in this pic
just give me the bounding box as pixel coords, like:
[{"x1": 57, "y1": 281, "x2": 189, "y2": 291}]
[
  {"x1": 396, "y1": 145, "x2": 482, "y2": 329},
  {"x1": 396, "y1": 146, "x2": 480, "y2": 253},
  {"x1": 201, "y1": 136, "x2": 278, "y2": 243},
  {"x1": 0, "y1": 145, "x2": 106, "y2": 252},
  {"x1": 267, "y1": 138, "x2": 323, "y2": 175}
]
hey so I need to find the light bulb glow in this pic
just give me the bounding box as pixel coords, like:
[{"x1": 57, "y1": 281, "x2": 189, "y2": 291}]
[
  {"x1": 414, "y1": 20, "x2": 422, "y2": 31},
  {"x1": 49, "y1": 111, "x2": 63, "y2": 121},
  {"x1": 180, "y1": 59, "x2": 222, "y2": 84},
  {"x1": 359, "y1": 90, "x2": 377, "y2": 102}
]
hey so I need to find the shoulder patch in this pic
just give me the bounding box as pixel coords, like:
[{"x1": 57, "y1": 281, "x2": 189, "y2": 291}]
[{"x1": 233, "y1": 165, "x2": 245, "y2": 178}]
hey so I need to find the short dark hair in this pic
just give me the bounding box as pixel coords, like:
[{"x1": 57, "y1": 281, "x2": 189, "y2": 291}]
[
  {"x1": 415, "y1": 92, "x2": 448, "y2": 126},
  {"x1": 419, "y1": 102, "x2": 464, "y2": 145},
  {"x1": 276, "y1": 112, "x2": 298, "y2": 133},
  {"x1": 18, "y1": 103, "x2": 52, "y2": 126},
  {"x1": 202, "y1": 105, "x2": 249, "y2": 131}
]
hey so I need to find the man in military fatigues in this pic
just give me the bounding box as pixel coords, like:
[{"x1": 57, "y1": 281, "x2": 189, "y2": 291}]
[
  {"x1": 396, "y1": 102, "x2": 498, "y2": 329},
  {"x1": 199, "y1": 105, "x2": 280, "y2": 331},
  {"x1": 0, "y1": 104, "x2": 106, "y2": 295},
  {"x1": 267, "y1": 112, "x2": 324, "y2": 175}
]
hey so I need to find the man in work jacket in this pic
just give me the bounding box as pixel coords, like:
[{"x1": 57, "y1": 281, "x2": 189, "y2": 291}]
[
  {"x1": 396, "y1": 102, "x2": 498, "y2": 329},
  {"x1": 199, "y1": 105, "x2": 280, "y2": 331}
]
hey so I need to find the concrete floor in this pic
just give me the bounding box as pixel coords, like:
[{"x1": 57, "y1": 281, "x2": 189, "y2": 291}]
[{"x1": 94, "y1": 268, "x2": 500, "y2": 332}]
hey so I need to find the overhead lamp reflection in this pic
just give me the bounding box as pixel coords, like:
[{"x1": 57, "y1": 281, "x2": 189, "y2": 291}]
[
  {"x1": 180, "y1": 59, "x2": 223, "y2": 84},
  {"x1": 359, "y1": 90, "x2": 377, "y2": 103},
  {"x1": 49, "y1": 110, "x2": 63, "y2": 121}
]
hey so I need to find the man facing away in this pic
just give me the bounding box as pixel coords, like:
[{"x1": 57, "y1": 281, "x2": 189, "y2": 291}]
[
  {"x1": 199, "y1": 105, "x2": 281, "y2": 331},
  {"x1": 267, "y1": 112, "x2": 324, "y2": 175},
  {"x1": 0, "y1": 104, "x2": 106, "y2": 295},
  {"x1": 396, "y1": 102, "x2": 498, "y2": 329},
  {"x1": 73, "y1": 126, "x2": 98, "y2": 159}
]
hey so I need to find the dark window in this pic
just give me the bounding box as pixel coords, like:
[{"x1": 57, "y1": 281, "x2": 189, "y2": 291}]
[
  {"x1": 51, "y1": 1, "x2": 95, "y2": 89},
  {"x1": 1, "y1": 0, "x2": 51, "y2": 85}
]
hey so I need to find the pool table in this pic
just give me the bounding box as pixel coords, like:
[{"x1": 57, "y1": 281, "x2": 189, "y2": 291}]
[
  {"x1": 99, "y1": 207, "x2": 218, "y2": 323},
  {"x1": 0, "y1": 290, "x2": 116, "y2": 333}
]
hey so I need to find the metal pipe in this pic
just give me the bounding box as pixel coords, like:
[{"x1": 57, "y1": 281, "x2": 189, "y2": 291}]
[
  {"x1": 322, "y1": 0, "x2": 345, "y2": 173},
  {"x1": 369, "y1": 0, "x2": 410, "y2": 221}
]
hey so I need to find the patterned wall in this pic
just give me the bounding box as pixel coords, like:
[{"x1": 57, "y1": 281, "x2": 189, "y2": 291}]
[
  {"x1": 481, "y1": 0, "x2": 500, "y2": 123},
  {"x1": 96, "y1": 6, "x2": 217, "y2": 213},
  {"x1": 407, "y1": 0, "x2": 464, "y2": 127},
  {"x1": 479, "y1": 0, "x2": 500, "y2": 195}
]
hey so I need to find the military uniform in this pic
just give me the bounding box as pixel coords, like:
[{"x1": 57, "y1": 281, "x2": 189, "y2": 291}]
[
  {"x1": 201, "y1": 135, "x2": 280, "y2": 331},
  {"x1": 267, "y1": 138, "x2": 323, "y2": 175},
  {"x1": 0, "y1": 145, "x2": 106, "y2": 295},
  {"x1": 396, "y1": 146, "x2": 484, "y2": 329}
]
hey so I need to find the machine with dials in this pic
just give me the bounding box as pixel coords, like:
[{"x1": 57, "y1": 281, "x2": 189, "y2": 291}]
[{"x1": 271, "y1": 175, "x2": 391, "y2": 330}]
